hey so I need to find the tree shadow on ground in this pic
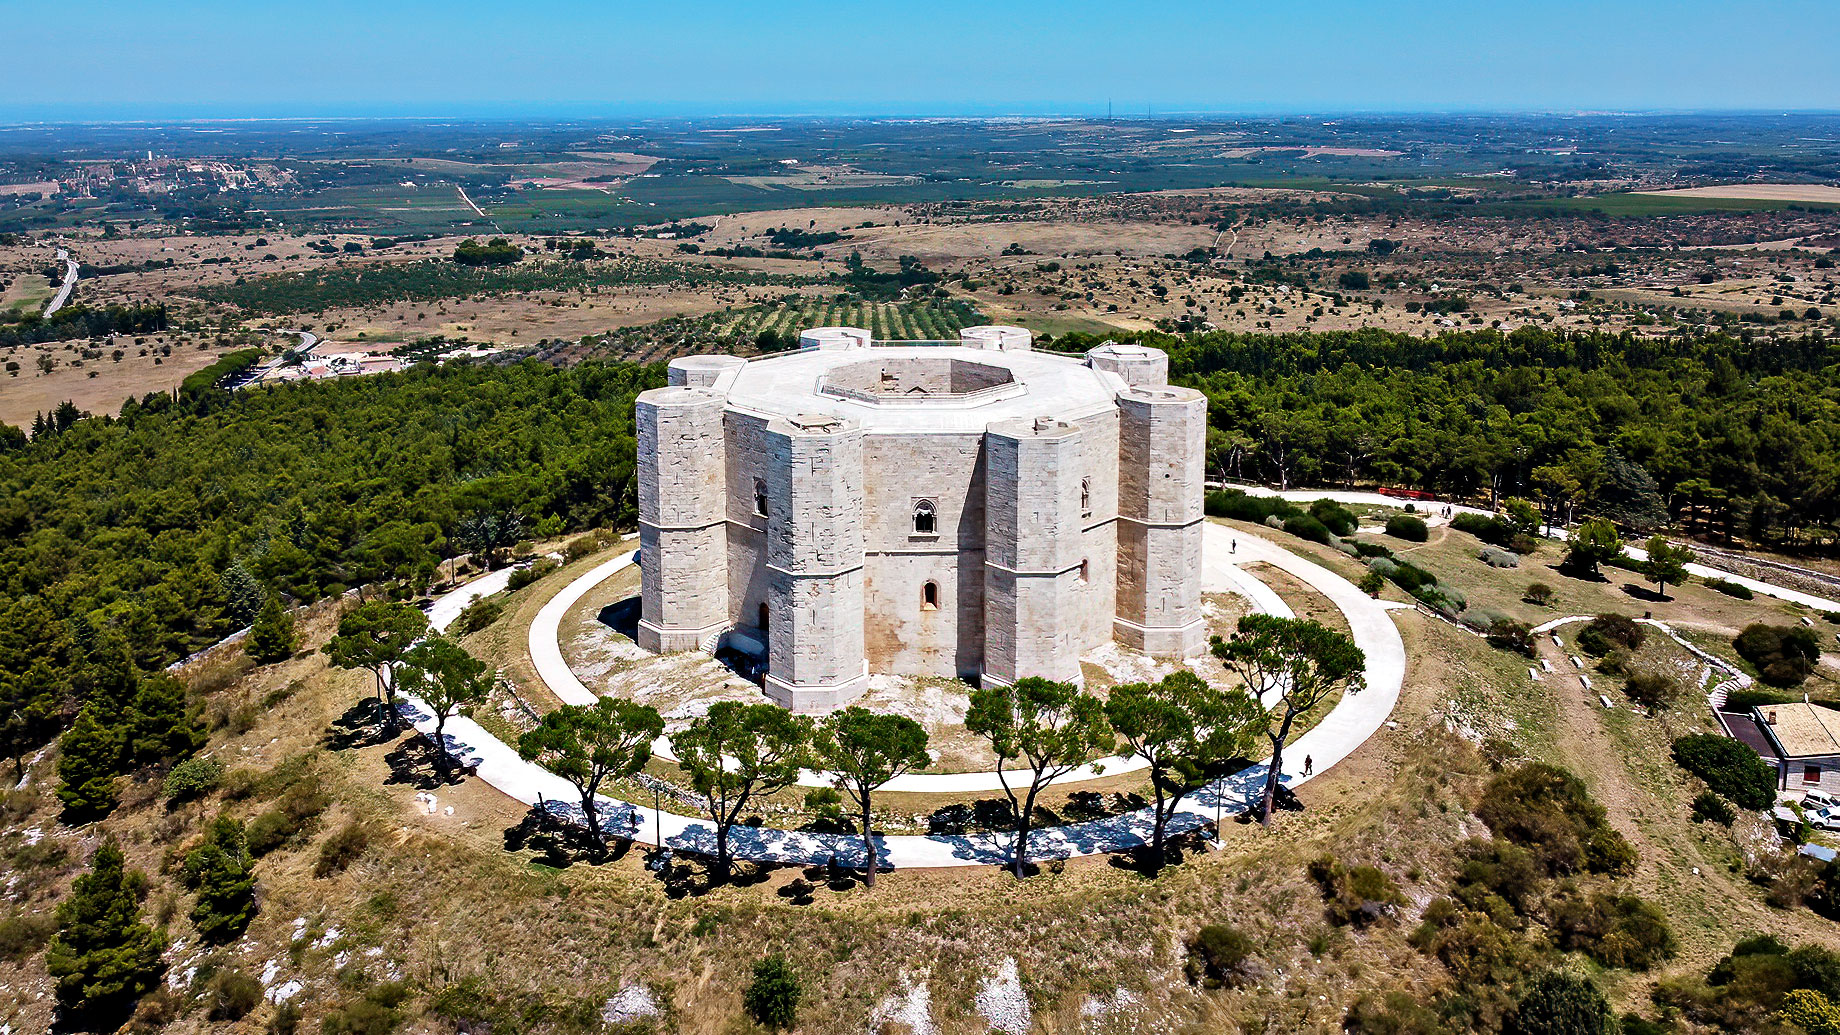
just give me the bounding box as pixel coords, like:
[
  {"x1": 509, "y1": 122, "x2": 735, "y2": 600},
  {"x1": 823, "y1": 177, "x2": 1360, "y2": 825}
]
[
  {"x1": 382, "y1": 735, "x2": 466, "y2": 790},
  {"x1": 650, "y1": 853, "x2": 776, "y2": 899},
  {"x1": 1621, "y1": 583, "x2": 1667, "y2": 604},
  {"x1": 1108, "y1": 835, "x2": 1206, "y2": 877},
  {"x1": 501, "y1": 804, "x2": 632, "y2": 868},
  {"x1": 324, "y1": 699, "x2": 401, "y2": 752}
]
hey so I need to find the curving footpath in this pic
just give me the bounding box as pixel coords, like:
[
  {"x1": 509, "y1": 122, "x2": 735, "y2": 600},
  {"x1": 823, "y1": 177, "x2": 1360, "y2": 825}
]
[
  {"x1": 404, "y1": 521, "x2": 1406, "y2": 869},
  {"x1": 1236, "y1": 487, "x2": 1840, "y2": 613}
]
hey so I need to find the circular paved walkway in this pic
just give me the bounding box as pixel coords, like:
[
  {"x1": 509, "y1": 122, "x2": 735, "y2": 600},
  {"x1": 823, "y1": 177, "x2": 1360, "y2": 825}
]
[{"x1": 401, "y1": 521, "x2": 1407, "y2": 868}]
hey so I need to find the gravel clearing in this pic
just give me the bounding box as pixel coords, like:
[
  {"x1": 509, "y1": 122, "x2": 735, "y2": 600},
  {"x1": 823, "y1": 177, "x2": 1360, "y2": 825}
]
[{"x1": 976, "y1": 958, "x2": 1031, "y2": 1035}]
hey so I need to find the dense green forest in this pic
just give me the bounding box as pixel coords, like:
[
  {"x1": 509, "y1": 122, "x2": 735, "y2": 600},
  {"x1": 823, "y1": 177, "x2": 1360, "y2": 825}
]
[
  {"x1": 0, "y1": 359, "x2": 661, "y2": 772},
  {"x1": 0, "y1": 303, "x2": 168, "y2": 349},
  {"x1": 1057, "y1": 326, "x2": 1839, "y2": 545}
]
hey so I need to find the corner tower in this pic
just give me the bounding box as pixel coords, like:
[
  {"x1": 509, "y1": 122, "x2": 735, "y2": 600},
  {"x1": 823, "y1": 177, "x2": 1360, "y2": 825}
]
[
  {"x1": 636, "y1": 385, "x2": 730, "y2": 652},
  {"x1": 982, "y1": 417, "x2": 1087, "y2": 686},
  {"x1": 762, "y1": 413, "x2": 870, "y2": 712},
  {"x1": 1114, "y1": 384, "x2": 1207, "y2": 657}
]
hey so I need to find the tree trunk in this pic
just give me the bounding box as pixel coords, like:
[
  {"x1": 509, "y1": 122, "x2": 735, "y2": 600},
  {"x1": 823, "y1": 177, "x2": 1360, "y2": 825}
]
[
  {"x1": 1150, "y1": 777, "x2": 1169, "y2": 870},
  {"x1": 1261, "y1": 715, "x2": 1296, "y2": 827},
  {"x1": 581, "y1": 791, "x2": 604, "y2": 847},
  {"x1": 434, "y1": 715, "x2": 450, "y2": 778},
  {"x1": 714, "y1": 822, "x2": 731, "y2": 880},
  {"x1": 1013, "y1": 786, "x2": 1040, "y2": 880},
  {"x1": 861, "y1": 797, "x2": 877, "y2": 889}
]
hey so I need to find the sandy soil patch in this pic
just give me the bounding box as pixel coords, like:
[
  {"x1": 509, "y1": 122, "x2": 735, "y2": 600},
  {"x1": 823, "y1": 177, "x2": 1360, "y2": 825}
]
[{"x1": 1636, "y1": 184, "x2": 1840, "y2": 203}]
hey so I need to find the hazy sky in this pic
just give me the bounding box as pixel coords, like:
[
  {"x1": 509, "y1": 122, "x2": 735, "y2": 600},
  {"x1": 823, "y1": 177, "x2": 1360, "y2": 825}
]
[{"x1": 4, "y1": 0, "x2": 1837, "y2": 119}]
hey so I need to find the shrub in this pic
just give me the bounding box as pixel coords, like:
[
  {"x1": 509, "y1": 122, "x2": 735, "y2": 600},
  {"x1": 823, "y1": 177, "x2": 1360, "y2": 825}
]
[
  {"x1": 1204, "y1": 489, "x2": 1300, "y2": 524},
  {"x1": 206, "y1": 968, "x2": 263, "y2": 1021},
  {"x1": 1282, "y1": 513, "x2": 1333, "y2": 544},
  {"x1": 1548, "y1": 891, "x2": 1678, "y2": 970},
  {"x1": 1309, "y1": 498, "x2": 1358, "y2": 537},
  {"x1": 1385, "y1": 514, "x2": 1428, "y2": 542},
  {"x1": 1353, "y1": 541, "x2": 1393, "y2": 559},
  {"x1": 1624, "y1": 669, "x2": 1684, "y2": 711},
  {"x1": 1734, "y1": 623, "x2": 1820, "y2": 687},
  {"x1": 1704, "y1": 577, "x2": 1754, "y2": 600},
  {"x1": 744, "y1": 954, "x2": 801, "y2": 1029},
  {"x1": 0, "y1": 912, "x2": 55, "y2": 962},
  {"x1": 1415, "y1": 583, "x2": 1466, "y2": 616},
  {"x1": 1307, "y1": 854, "x2": 1405, "y2": 927},
  {"x1": 1185, "y1": 924, "x2": 1258, "y2": 988},
  {"x1": 1486, "y1": 618, "x2": 1534, "y2": 656},
  {"x1": 1671, "y1": 734, "x2": 1776, "y2": 810},
  {"x1": 1358, "y1": 571, "x2": 1385, "y2": 597},
  {"x1": 1781, "y1": 989, "x2": 1840, "y2": 1035},
  {"x1": 1690, "y1": 790, "x2": 1736, "y2": 826},
  {"x1": 1479, "y1": 546, "x2": 1520, "y2": 568},
  {"x1": 1263, "y1": 515, "x2": 1285, "y2": 529},
  {"x1": 564, "y1": 533, "x2": 607, "y2": 562},
  {"x1": 1453, "y1": 512, "x2": 1518, "y2": 549},
  {"x1": 450, "y1": 597, "x2": 504, "y2": 636},
  {"x1": 506, "y1": 557, "x2": 559, "y2": 592},
  {"x1": 315, "y1": 822, "x2": 375, "y2": 878},
  {"x1": 186, "y1": 817, "x2": 256, "y2": 943},
  {"x1": 1524, "y1": 582, "x2": 1554, "y2": 606},
  {"x1": 1477, "y1": 762, "x2": 1632, "y2": 875},
  {"x1": 1576, "y1": 614, "x2": 1644, "y2": 656},
  {"x1": 246, "y1": 810, "x2": 298, "y2": 857},
  {"x1": 162, "y1": 757, "x2": 224, "y2": 803},
  {"x1": 1507, "y1": 972, "x2": 1616, "y2": 1035}
]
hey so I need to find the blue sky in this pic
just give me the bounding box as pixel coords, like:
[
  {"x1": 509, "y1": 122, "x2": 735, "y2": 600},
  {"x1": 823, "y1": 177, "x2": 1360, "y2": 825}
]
[{"x1": 4, "y1": 0, "x2": 1837, "y2": 119}]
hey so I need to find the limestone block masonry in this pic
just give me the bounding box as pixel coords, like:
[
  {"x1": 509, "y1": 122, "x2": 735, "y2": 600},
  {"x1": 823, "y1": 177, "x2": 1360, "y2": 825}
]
[{"x1": 634, "y1": 326, "x2": 1207, "y2": 713}]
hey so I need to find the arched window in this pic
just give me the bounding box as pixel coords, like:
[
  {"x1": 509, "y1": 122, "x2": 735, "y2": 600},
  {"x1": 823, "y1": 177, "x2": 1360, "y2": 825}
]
[
  {"x1": 758, "y1": 602, "x2": 770, "y2": 630},
  {"x1": 1080, "y1": 478, "x2": 1092, "y2": 517},
  {"x1": 913, "y1": 499, "x2": 937, "y2": 535},
  {"x1": 753, "y1": 478, "x2": 768, "y2": 517},
  {"x1": 921, "y1": 581, "x2": 939, "y2": 611}
]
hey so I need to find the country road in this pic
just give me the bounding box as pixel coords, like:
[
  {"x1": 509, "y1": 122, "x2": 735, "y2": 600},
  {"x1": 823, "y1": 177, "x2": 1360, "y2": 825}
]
[{"x1": 44, "y1": 249, "x2": 77, "y2": 316}]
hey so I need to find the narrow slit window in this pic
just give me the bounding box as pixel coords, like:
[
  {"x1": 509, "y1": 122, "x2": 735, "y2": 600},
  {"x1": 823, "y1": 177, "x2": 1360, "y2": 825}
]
[
  {"x1": 921, "y1": 581, "x2": 939, "y2": 611},
  {"x1": 1080, "y1": 478, "x2": 1092, "y2": 517},
  {"x1": 753, "y1": 478, "x2": 768, "y2": 517}
]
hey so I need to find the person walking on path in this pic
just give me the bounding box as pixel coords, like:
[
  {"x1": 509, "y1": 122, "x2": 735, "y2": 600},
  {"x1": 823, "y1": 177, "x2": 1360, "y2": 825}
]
[{"x1": 1302, "y1": 754, "x2": 1313, "y2": 776}]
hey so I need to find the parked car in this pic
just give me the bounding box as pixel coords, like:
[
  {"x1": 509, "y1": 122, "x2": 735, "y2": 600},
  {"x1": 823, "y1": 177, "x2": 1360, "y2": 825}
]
[
  {"x1": 1800, "y1": 791, "x2": 1840, "y2": 812},
  {"x1": 1809, "y1": 806, "x2": 1840, "y2": 832}
]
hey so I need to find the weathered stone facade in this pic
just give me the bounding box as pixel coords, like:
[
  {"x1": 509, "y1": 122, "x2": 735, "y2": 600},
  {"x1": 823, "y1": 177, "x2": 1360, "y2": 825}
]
[{"x1": 636, "y1": 326, "x2": 1206, "y2": 712}]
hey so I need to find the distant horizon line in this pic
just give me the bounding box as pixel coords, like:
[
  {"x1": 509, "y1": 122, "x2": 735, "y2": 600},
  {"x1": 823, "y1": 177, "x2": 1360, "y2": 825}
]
[{"x1": 2, "y1": 105, "x2": 1840, "y2": 128}]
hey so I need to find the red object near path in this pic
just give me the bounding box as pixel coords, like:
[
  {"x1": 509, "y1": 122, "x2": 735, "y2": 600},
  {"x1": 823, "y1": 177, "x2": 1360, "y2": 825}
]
[{"x1": 1377, "y1": 487, "x2": 1438, "y2": 502}]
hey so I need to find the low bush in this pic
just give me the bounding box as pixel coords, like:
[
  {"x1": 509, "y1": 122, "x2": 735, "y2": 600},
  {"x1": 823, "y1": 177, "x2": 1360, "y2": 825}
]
[
  {"x1": 1623, "y1": 669, "x2": 1684, "y2": 711},
  {"x1": 0, "y1": 912, "x2": 55, "y2": 962},
  {"x1": 744, "y1": 954, "x2": 801, "y2": 1030},
  {"x1": 1309, "y1": 498, "x2": 1358, "y2": 537},
  {"x1": 1704, "y1": 577, "x2": 1754, "y2": 600},
  {"x1": 564, "y1": 533, "x2": 608, "y2": 562},
  {"x1": 1671, "y1": 734, "x2": 1776, "y2": 810},
  {"x1": 1185, "y1": 924, "x2": 1260, "y2": 988},
  {"x1": 1523, "y1": 582, "x2": 1554, "y2": 606},
  {"x1": 1576, "y1": 614, "x2": 1644, "y2": 656},
  {"x1": 1385, "y1": 514, "x2": 1428, "y2": 542},
  {"x1": 1548, "y1": 890, "x2": 1678, "y2": 970},
  {"x1": 1353, "y1": 541, "x2": 1393, "y2": 559},
  {"x1": 1507, "y1": 972, "x2": 1617, "y2": 1035},
  {"x1": 1486, "y1": 618, "x2": 1534, "y2": 656},
  {"x1": 1264, "y1": 515, "x2": 1285, "y2": 529},
  {"x1": 506, "y1": 557, "x2": 559, "y2": 592},
  {"x1": 1416, "y1": 583, "x2": 1467, "y2": 616},
  {"x1": 1452, "y1": 512, "x2": 1517, "y2": 549},
  {"x1": 1479, "y1": 546, "x2": 1520, "y2": 568},
  {"x1": 162, "y1": 756, "x2": 224, "y2": 802},
  {"x1": 1690, "y1": 790, "x2": 1736, "y2": 826},
  {"x1": 205, "y1": 968, "x2": 263, "y2": 1021},
  {"x1": 1358, "y1": 571, "x2": 1385, "y2": 597},
  {"x1": 450, "y1": 597, "x2": 505, "y2": 636},
  {"x1": 1282, "y1": 513, "x2": 1333, "y2": 544},
  {"x1": 1307, "y1": 854, "x2": 1405, "y2": 927},
  {"x1": 1477, "y1": 762, "x2": 1634, "y2": 875},
  {"x1": 1734, "y1": 623, "x2": 1821, "y2": 687},
  {"x1": 315, "y1": 822, "x2": 375, "y2": 878},
  {"x1": 1204, "y1": 489, "x2": 1300, "y2": 524}
]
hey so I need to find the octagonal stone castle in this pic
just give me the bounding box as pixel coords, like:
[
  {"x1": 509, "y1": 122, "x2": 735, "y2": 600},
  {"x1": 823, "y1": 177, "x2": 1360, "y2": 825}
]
[{"x1": 635, "y1": 325, "x2": 1207, "y2": 712}]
